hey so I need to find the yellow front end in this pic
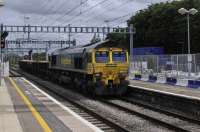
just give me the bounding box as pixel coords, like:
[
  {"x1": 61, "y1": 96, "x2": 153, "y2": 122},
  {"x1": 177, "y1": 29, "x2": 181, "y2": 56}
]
[{"x1": 87, "y1": 48, "x2": 129, "y2": 95}]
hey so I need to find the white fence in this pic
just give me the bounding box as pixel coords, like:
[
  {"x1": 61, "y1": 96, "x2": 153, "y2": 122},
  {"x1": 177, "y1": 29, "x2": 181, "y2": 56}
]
[{"x1": 129, "y1": 54, "x2": 200, "y2": 80}]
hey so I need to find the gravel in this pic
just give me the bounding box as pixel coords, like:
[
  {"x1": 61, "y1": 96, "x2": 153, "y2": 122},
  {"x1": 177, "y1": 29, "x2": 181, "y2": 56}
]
[
  {"x1": 39, "y1": 80, "x2": 175, "y2": 132},
  {"x1": 22, "y1": 71, "x2": 175, "y2": 132},
  {"x1": 108, "y1": 99, "x2": 200, "y2": 132}
]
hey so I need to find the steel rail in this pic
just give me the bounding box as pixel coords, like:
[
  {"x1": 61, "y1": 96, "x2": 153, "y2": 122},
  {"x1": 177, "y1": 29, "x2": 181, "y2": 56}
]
[
  {"x1": 99, "y1": 99, "x2": 192, "y2": 132},
  {"x1": 10, "y1": 68, "x2": 130, "y2": 132},
  {"x1": 120, "y1": 96, "x2": 200, "y2": 125}
]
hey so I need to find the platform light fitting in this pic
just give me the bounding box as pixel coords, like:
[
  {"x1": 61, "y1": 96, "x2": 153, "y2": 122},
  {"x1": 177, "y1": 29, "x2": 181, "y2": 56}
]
[
  {"x1": 178, "y1": 8, "x2": 198, "y2": 15},
  {"x1": 189, "y1": 8, "x2": 198, "y2": 15}
]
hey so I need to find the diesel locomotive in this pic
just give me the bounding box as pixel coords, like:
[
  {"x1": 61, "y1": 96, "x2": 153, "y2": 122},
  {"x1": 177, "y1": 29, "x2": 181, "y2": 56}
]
[{"x1": 19, "y1": 41, "x2": 129, "y2": 95}]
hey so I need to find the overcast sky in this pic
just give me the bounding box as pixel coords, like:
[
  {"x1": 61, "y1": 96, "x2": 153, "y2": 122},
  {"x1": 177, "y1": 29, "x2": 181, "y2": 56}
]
[{"x1": 0, "y1": 0, "x2": 173, "y2": 47}]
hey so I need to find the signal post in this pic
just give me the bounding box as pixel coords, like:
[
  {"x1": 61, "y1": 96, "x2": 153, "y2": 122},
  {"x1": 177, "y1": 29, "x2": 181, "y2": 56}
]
[{"x1": 0, "y1": 24, "x2": 8, "y2": 85}]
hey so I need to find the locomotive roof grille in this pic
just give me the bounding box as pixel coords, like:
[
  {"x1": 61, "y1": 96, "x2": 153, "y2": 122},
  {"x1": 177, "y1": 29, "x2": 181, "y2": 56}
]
[{"x1": 50, "y1": 40, "x2": 109, "y2": 55}]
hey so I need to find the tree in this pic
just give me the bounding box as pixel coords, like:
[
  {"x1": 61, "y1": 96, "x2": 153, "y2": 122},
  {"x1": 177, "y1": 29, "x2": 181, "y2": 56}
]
[
  {"x1": 106, "y1": 33, "x2": 128, "y2": 48},
  {"x1": 108, "y1": 0, "x2": 200, "y2": 54}
]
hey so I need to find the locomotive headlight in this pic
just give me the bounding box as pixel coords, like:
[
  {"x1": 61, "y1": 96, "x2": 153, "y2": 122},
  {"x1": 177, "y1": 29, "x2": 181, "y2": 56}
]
[
  {"x1": 95, "y1": 73, "x2": 101, "y2": 77},
  {"x1": 95, "y1": 73, "x2": 102, "y2": 80}
]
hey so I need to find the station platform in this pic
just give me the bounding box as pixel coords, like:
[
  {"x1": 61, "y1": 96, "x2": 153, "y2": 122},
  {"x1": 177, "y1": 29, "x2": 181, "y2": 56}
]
[
  {"x1": 0, "y1": 77, "x2": 102, "y2": 132},
  {"x1": 129, "y1": 80, "x2": 200, "y2": 100}
]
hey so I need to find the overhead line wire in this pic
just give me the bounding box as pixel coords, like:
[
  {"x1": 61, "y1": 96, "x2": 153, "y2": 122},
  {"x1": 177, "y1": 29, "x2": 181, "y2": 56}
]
[
  {"x1": 39, "y1": 1, "x2": 77, "y2": 23},
  {"x1": 47, "y1": 0, "x2": 89, "y2": 26},
  {"x1": 38, "y1": 0, "x2": 64, "y2": 25},
  {"x1": 59, "y1": 0, "x2": 110, "y2": 26},
  {"x1": 59, "y1": 0, "x2": 112, "y2": 41},
  {"x1": 37, "y1": 0, "x2": 88, "y2": 39},
  {"x1": 39, "y1": 0, "x2": 75, "y2": 25},
  {"x1": 37, "y1": 0, "x2": 53, "y2": 13},
  {"x1": 40, "y1": 0, "x2": 109, "y2": 39},
  {"x1": 37, "y1": 0, "x2": 150, "y2": 42},
  {"x1": 71, "y1": 0, "x2": 135, "y2": 40},
  {"x1": 83, "y1": 0, "x2": 131, "y2": 24},
  {"x1": 105, "y1": 12, "x2": 133, "y2": 23}
]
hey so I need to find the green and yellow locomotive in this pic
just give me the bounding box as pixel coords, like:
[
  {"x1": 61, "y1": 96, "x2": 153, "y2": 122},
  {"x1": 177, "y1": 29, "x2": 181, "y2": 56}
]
[{"x1": 19, "y1": 41, "x2": 129, "y2": 95}]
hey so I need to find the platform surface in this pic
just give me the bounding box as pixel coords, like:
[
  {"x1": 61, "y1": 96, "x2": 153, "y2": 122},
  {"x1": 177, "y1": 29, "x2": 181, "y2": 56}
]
[
  {"x1": 0, "y1": 78, "x2": 22, "y2": 132},
  {"x1": 130, "y1": 80, "x2": 200, "y2": 100},
  {"x1": 0, "y1": 77, "x2": 102, "y2": 132}
]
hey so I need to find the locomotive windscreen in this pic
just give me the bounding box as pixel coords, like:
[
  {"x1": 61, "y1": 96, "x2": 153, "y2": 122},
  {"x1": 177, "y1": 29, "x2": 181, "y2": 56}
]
[
  {"x1": 112, "y1": 51, "x2": 126, "y2": 63},
  {"x1": 95, "y1": 51, "x2": 109, "y2": 63}
]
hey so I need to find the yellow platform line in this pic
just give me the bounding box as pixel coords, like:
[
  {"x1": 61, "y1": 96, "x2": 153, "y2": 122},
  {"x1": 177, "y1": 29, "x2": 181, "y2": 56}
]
[{"x1": 9, "y1": 77, "x2": 52, "y2": 132}]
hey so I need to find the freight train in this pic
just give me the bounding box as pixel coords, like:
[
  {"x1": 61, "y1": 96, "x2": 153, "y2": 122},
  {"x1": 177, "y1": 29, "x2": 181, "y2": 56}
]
[{"x1": 19, "y1": 41, "x2": 129, "y2": 95}]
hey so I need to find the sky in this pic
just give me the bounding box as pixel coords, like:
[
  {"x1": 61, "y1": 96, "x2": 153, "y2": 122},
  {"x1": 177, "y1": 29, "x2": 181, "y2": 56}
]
[{"x1": 0, "y1": 0, "x2": 174, "y2": 48}]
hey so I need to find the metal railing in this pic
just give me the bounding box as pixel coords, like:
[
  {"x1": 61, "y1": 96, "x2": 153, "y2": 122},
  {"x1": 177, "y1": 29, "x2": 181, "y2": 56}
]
[{"x1": 129, "y1": 54, "x2": 200, "y2": 80}]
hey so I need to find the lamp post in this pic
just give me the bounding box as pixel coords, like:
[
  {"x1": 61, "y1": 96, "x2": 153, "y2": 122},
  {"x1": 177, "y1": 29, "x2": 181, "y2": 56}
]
[{"x1": 178, "y1": 8, "x2": 198, "y2": 78}]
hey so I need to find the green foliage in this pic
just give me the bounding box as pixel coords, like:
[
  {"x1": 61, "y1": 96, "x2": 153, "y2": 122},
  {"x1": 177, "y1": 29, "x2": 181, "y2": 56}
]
[
  {"x1": 32, "y1": 52, "x2": 46, "y2": 61},
  {"x1": 109, "y1": 0, "x2": 200, "y2": 54},
  {"x1": 106, "y1": 33, "x2": 128, "y2": 48},
  {"x1": 8, "y1": 54, "x2": 22, "y2": 65}
]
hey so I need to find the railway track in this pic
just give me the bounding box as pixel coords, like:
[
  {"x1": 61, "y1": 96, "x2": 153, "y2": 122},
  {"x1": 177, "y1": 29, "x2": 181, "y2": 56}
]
[
  {"x1": 9, "y1": 68, "x2": 21, "y2": 77},
  {"x1": 10, "y1": 68, "x2": 200, "y2": 132},
  {"x1": 9, "y1": 68, "x2": 129, "y2": 132},
  {"x1": 127, "y1": 85, "x2": 200, "y2": 122},
  {"x1": 99, "y1": 98, "x2": 200, "y2": 132},
  {"x1": 120, "y1": 97, "x2": 200, "y2": 125}
]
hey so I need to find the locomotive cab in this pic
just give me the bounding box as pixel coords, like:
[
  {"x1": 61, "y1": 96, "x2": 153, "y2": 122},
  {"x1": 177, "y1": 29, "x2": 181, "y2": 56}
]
[
  {"x1": 89, "y1": 47, "x2": 129, "y2": 95},
  {"x1": 46, "y1": 40, "x2": 129, "y2": 96}
]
